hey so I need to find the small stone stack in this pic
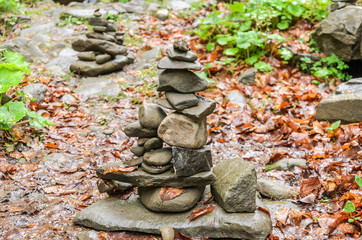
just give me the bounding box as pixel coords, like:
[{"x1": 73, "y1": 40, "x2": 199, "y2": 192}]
[
  {"x1": 329, "y1": 0, "x2": 357, "y2": 11},
  {"x1": 70, "y1": 9, "x2": 135, "y2": 76}
]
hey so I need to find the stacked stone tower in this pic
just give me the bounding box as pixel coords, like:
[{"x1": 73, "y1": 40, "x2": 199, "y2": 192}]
[{"x1": 70, "y1": 9, "x2": 134, "y2": 76}]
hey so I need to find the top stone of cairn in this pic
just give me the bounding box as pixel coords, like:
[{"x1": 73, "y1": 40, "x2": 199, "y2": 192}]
[{"x1": 174, "y1": 39, "x2": 190, "y2": 52}]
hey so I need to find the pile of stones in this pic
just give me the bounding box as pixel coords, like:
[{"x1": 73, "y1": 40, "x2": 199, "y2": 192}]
[
  {"x1": 329, "y1": 0, "x2": 357, "y2": 11},
  {"x1": 70, "y1": 9, "x2": 135, "y2": 76}
]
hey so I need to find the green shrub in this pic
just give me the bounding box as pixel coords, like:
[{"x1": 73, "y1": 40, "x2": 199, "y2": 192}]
[{"x1": 0, "y1": 0, "x2": 22, "y2": 14}]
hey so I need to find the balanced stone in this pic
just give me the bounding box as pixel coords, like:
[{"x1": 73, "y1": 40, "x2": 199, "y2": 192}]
[
  {"x1": 172, "y1": 146, "x2": 212, "y2": 177},
  {"x1": 139, "y1": 103, "x2": 167, "y2": 129},
  {"x1": 130, "y1": 144, "x2": 146, "y2": 157},
  {"x1": 94, "y1": 12, "x2": 102, "y2": 17},
  {"x1": 94, "y1": 26, "x2": 107, "y2": 33},
  {"x1": 257, "y1": 178, "x2": 299, "y2": 200},
  {"x1": 166, "y1": 48, "x2": 198, "y2": 62},
  {"x1": 212, "y1": 157, "x2": 257, "y2": 213},
  {"x1": 137, "y1": 138, "x2": 150, "y2": 146},
  {"x1": 70, "y1": 56, "x2": 129, "y2": 76},
  {"x1": 98, "y1": 179, "x2": 133, "y2": 193},
  {"x1": 72, "y1": 38, "x2": 127, "y2": 57},
  {"x1": 139, "y1": 186, "x2": 204, "y2": 212},
  {"x1": 97, "y1": 162, "x2": 215, "y2": 187},
  {"x1": 144, "y1": 148, "x2": 172, "y2": 166},
  {"x1": 141, "y1": 162, "x2": 172, "y2": 174},
  {"x1": 158, "y1": 69, "x2": 209, "y2": 93},
  {"x1": 78, "y1": 51, "x2": 96, "y2": 61},
  {"x1": 158, "y1": 57, "x2": 202, "y2": 71},
  {"x1": 123, "y1": 121, "x2": 157, "y2": 138},
  {"x1": 158, "y1": 113, "x2": 207, "y2": 149},
  {"x1": 89, "y1": 17, "x2": 108, "y2": 26},
  {"x1": 144, "y1": 138, "x2": 163, "y2": 151},
  {"x1": 96, "y1": 54, "x2": 112, "y2": 64},
  {"x1": 173, "y1": 39, "x2": 190, "y2": 52},
  {"x1": 165, "y1": 92, "x2": 199, "y2": 110},
  {"x1": 73, "y1": 196, "x2": 272, "y2": 239},
  {"x1": 124, "y1": 156, "x2": 143, "y2": 167},
  {"x1": 86, "y1": 32, "x2": 115, "y2": 42}
]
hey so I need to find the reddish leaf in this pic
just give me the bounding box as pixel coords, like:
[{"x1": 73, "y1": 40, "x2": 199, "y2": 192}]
[
  {"x1": 44, "y1": 143, "x2": 58, "y2": 149},
  {"x1": 160, "y1": 187, "x2": 183, "y2": 201},
  {"x1": 258, "y1": 206, "x2": 271, "y2": 217},
  {"x1": 103, "y1": 166, "x2": 138, "y2": 174},
  {"x1": 188, "y1": 204, "x2": 216, "y2": 221},
  {"x1": 275, "y1": 207, "x2": 291, "y2": 225}
]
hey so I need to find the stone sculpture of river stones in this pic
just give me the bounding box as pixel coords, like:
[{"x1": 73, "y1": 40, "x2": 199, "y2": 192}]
[
  {"x1": 70, "y1": 9, "x2": 135, "y2": 76},
  {"x1": 73, "y1": 39, "x2": 272, "y2": 239}
]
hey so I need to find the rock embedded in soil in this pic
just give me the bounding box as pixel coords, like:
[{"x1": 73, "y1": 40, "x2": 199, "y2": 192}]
[
  {"x1": 226, "y1": 90, "x2": 246, "y2": 108},
  {"x1": 97, "y1": 162, "x2": 215, "y2": 187},
  {"x1": 130, "y1": 144, "x2": 146, "y2": 157},
  {"x1": 166, "y1": 48, "x2": 198, "y2": 62},
  {"x1": 1, "y1": 37, "x2": 46, "y2": 62},
  {"x1": 138, "y1": 103, "x2": 167, "y2": 129},
  {"x1": 265, "y1": 157, "x2": 307, "y2": 172},
  {"x1": 211, "y1": 157, "x2": 257, "y2": 213},
  {"x1": 98, "y1": 179, "x2": 133, "y2": 193},
  {"x1": 158, "y1": 69, "x2": 209, "y2": 93},
  {"x1": 160, "y1": 226, "x2": 174, "y2": 240},
  {"x1": 123, "y1": 121, "x2": 157, "y2": 138},
  {"x1": 257, "y1": 178, "x2": 299, "y2": 200},
  {"x1": 156, "y1": 9, "x2": 169, "y2": 21},
  {"x1": 143, "y1": 148, "x2": 172, "y2": 166},
  {"x1": 172, "y1": 146, "x2": 212, "y2": 177},
  {"x1": 141, "y1": 162, "x2": 172, "y2": 174},
  {"x1": 139, "y1": 186, "x2": 204, "y2": 212},
  {"x1": 78, "y1": 51, "x2": 96, "y2": 61},
  {"x1": 157, "y1": 57, "x2": 202, "y2": 71},
  {"x1": 238, "y1": 68, "x2": 257, "y2": 85},
  {"x1": 72, "y1": 38, "x2": 127, "y2": 57},
  {"x1": 165, "y1": 92, "x2": 199, "y2": 110},
  {"x1": 73, "y1": 196, "x2": 272, "y2": 239},
  {"x1": 144, "y1": 138, "x2": 163, "y2": 151},
  {"x1": 70, "y1": 56, "x2": 129, "y2": 76},
  {"x1": 22, "y1": 83, "x2": 48, "y2": 103},
  {"x1": 157, "y1": 113, "x2": 207, "y2": 149}
]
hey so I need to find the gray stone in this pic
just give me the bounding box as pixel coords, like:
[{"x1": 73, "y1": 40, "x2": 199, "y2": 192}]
[
  {"x1": 20, "y1": 23, "x2": 55, "y2": 37},
  {"x1": 61, "y1": 94, "x2": 77, "y2": 104},
  {"x1": 137, "y1": 138, "x2": 150, "y2": 146},
  {"x1": 159, "y1": 226, "x2": 174, "y2": 240},
  {"x1": 73, "y1": 196, "x2": 272, "y2": 239},
  {"x1": 158, "y1": 69, "x2": 209, "y2": 93},
  {"x1": 140, "y1": 48, "x2": 161, "y2": 61},
  {"x1": 139, "y1": 186, "x2": 204, "y2": 212},
  {"x1": 156, "y1": 9, "x2": 169, "y2": 21},
  {"x1": 265, "y1": 157, "x2": 307, "y2": 172},
  {"x1": 97, "y1": 162, "x2": 215, "y2": 187},
  {"x1": 147, "y1": 3, "x2": 160, "y2": 14},
  {"x1": 22, "y1": 83, "x2": 48, "y2": 103},
  {"x1": 1, "y1": 37, "x2": 46, "y2": 62},
  {"x1": 165, "y1": 92, "x2": 199, "y2": 110},
  {"x1": 130, "y1": 144, "x2": 146, "y2": 157},
  {"x1": 74, "y1": 77, "x2": 122, "y2": 98},
  {"x1": 257, "y1": 178, "x2": 299, "y2": 200},
  {"x1": 166, "y1": 48, "x2": 198, "y2": 62},
  {"x1": 144, "y1": 138, "x2": 163, "y2": 151},
  {"x1": 158, "y1": 57, "x2": 202, "y2": 71},
  {"x1": 312, "y1": 6, "x2": 362, "y2": 62},
  {"x1": 72, "y1": 38, "x2": 127, "y2": 57},
  {"x1": 86, "y1": 32, "x2": 115, "y2": 42},
  {"x1": 141, "y1": 162, "x2": 172, "y2": 174},
  {"x1": 47, "y1": 56, "x2": 77, "y2": 75},
  {"x1": 31, "y1": 33, "x2": 51, "y2": 47},
  {"x1": 158, "y1": 113, "x2": 207, "y2": 149},
  {"x1": 125, "y1": 156, "x2": 143, "y2": 167},
  {"x1": 335, "y1": 78, "x2": 362, "y2": 95},
  {"x1": 238, "y1": 68, "x2": 257, "y2": 85},
  {"x1": 173, "y1": 39, "x2": 190, "y2": 52},
  {"x1": 78, "y1": 51, "x2": 96, "y2": 61},
  {"x1": 93, "y1": 26, "x2": 107, "y2": 33},
  {"x1": 172, "y1": 146, "x2": 212, "y2": 177},
  {"x1": 144, "y1": 148, "x2": 172, "y2": 166},
  {"x1": 61, "y1": 9, "x2": 94, "y2": 18},
  {"x1": 96, "y1": 54, "x2": 112, "y2": 64},
  {"x1": 212, "y1": 157, "x2": 257, "y2": 213},
  {"x1": 59, "y1": 47, "x2": 78, "y2": 58},
  {"x1": 124, "y1": 121, "x2": 157, "y2": 138},
  {"x1": 226, "y1": 90, "x2": 246, "y2": 108},
  {"x1": 70, "y1": 56, "x2": 129, "y2": 76},
  {"x1": 89, "y1": 17, "x2": 108, "y2": 26},
  {"x1": 97, "y1": 179, "x2": 133, "y2": 193},
  {"x1": 138, "y1": 103, "x2": 167, "y2": 129},
  {"x1": 167, "y1": 0, "x2": 191, "y2": 11}
]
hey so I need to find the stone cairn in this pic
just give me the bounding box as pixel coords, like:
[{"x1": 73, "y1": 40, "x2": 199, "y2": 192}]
[
  {"x1": 329, "y1": 0, "x2": 357, "y2": 11},
  {"x1": 70, "y1": 9, "x2": 135, "y2": 77}
]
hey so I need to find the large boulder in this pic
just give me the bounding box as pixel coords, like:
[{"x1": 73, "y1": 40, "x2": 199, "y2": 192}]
[
  {"x1": 211, "y1": 157, "x2": 257, "y2": 213},
  {"x1": 312, "y1": 6, "x2": 362, "y2": 62},
  {"x1": 316, "y1": 78, "x2": 362, "y2": 123},
  {"x1": 1, "y1": 37, "x2": 46, "y2": 62}
]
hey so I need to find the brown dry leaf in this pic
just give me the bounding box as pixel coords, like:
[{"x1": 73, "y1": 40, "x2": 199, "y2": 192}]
[
  {"x1": 42, "y1": 186, "x2": 76, "y2": 195},
  {"x1": 103, "y1": 166, "x2": 138, "y2": 174},
  {"x1": 160, "y1": 187, "x2": 183, "y2": 201},
  {"x1": 275, "y1": 207, "x2": 291, "y2": 225},
  {"x1": 188, "y1": 204, "x2": 216, "y2": 222},
  {"x1": 300, "y1": 177, "x2": 320, "y2": 198},
  {"x1": 258, "y1": 206, "x2": 271, "y2": 217},
  {"x1": 312, "y1": 121, "x2": 325, "y2": 135},
  {"x1": 0, "y1": 164, "x2": 19, "y2": 174}
]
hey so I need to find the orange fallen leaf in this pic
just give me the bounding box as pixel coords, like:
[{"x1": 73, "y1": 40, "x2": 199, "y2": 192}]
[
  {"x1": 160, "y1": 187, "x2": 183, "y2": 201},
  {"x1": 258, "y1": 206, "x2": 271, "y2": 217},
  {"x1": 44, "y1": 143, "x2": 58, "y2": 149},
  {"x1": 103, "y1": 166, "x2": 138, "y2": 174},
  {"x1": 43, "y1": 186, "x2": 76, "y2": 195},
  {"x1": 188, "y1": 204, "x2": 216, "y2": 221}
]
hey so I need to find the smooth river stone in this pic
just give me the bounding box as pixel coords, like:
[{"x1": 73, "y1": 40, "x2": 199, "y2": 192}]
[
  {"x1": 96, "y1": 54, "x2": 112, "y2": 64},
  {"x1": 157, "y1": 69, "x2": 209, "y2": 93},
  {"x1": 130, "y1": 144, "x2": 146, "y2": 157},
  {"x1": 93, "y1": 26, "x2": 107, "y2": 33},
  {"x1": 139, "y1": 186, "x2": 204, "y2": 212},
  {"x1": 78, "y1": 51, "x2": 96, "y2": 61},
  {"x1": 73, "y1": 196, "x2": 272, "y2": 239},
  {"x1": 144, "y1": 138, "x2": 163, "y2": 151},
  {"x1": 72, "y1": 38, "x2": 127, "y2": 56},
  {"x1": 166, "y1": 48, "x2": 198, "y2": 62},
  {"x1": 97, "y1": 162, "x2": 215, "y2": 187},
  {"x1": 157, "y1": 113, "x2": 207, "y2": 149},
  {"x1": 141, "y1": 162, "x2": 172, "y2": 174},
  {"x1": 124, "y1": 156, "x2": 143, "y2": 167},
  {"x1": 97, "y1": 179, "x2": 133, "y2": 193},
  {"x1": 165, "y1": 92, "x2": 199, "y2": 111},
  {"x1": 139, "y1": 103, "x2": 167, "y2": 129},
  {"x1": 143, "y1": 148, "x2": 172, "y2": 166},
  {"x1": 123, "y1": 121, "x2": 157, "y2": 138},
  {"x1": 70, "y1": 56, "x2": 128, "y2": 76},
  {"x1": 157, "y1": 57, "x2": 202, "y2": 71},
  {"x1": 89, "y1": 17, "x2": 107, "y2": 26},
  {"x1": 86, "y1": 32, "x2": 115, "y2": 42}
]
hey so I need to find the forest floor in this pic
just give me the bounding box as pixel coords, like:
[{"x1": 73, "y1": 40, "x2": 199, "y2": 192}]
[{"x1": 0, "y1": 0, "x2": 362, "y2": 239}]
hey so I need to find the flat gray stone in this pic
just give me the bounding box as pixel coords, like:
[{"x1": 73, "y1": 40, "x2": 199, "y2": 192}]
[
  {"x1": 86, "y1": 32, "x2": 115, "y2": 42},
  {"x1": 139, "y1": 104, "x2": 167, "y2": 129},
  {"x1": 74, "y1": 77, "x2": 122, "y2": 98},
  {"x1": 157, "y1": 57, "x2": 202, "y2": 71},
  {"x1": 72, "y1": 38, "x2": 127, "y2": 57},
  {"x1": 78, "y1": 51, "x2": 96, "y2": 61},
  {"x1": 89, "y1": 17, "x2": 108, "y2": 26},
  {"x1": 124, "y1": 157, "x2": 143, "y2": 167},
  {"x1": 257, "y1": 178, "x2": 299, "y2": 200},
  {"x1": 70, "y1": 56, "x2": 129, "y2": 76},
  {"x1": 94, "y1": 26, "x2": 107, "y2": 33},
  {"x1": 97, "y1": 163, "x2": 215, "y2": 187},
  {"x1": 123, "y1": 121, "x2": 157, "y2": 138},
  {"x1": 144, "y1": 148, "x2": 172, "y2": 166},
  {"x1": 212, "y1": 157, "x2": 257, "y2": 213},
  {"x1": 166, "y1": 48, "x2": 198, "y2": 62},
  {"x1": 139, "y1": 186, "x2": 204, "y2": 212},
  {"x1": 141, "y1": 162, "x2": 172, "y2": 174},
  {"x1": 98, "y1": 179, "x2": 133, "y2": 193},
  {"x1": 158, "y1": 69, "x2": 209, "y2": 93},
  {"x1": 1, "y1": 37, "x2": 46, "y2": 62},
  {"x1": 73, "y1": 196, "x2": 272, "y2": 239},
  {"x1": 172, "y1": 146, "x2": 212, "y2": 177},
  {"x1": 96, "y1": 54, "x2": 112, "y2": 64},
  {"x1": 165, "y1": 92, "x2": 199, "y2": 110}
]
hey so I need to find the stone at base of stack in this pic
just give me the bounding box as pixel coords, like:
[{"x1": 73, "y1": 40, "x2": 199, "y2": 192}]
[{"x1": 70, "y1": 9, "x2": 135, "y2": 76}]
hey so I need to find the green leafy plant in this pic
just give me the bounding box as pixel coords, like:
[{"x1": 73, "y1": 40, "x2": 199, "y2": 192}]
[
  {"x1": 326, "y1": 120, "x2": 341, "y2": 134},
  {"x1": 0, "y1": 0, "x2": 23, "y2": 14},
  {"x1": 0, "y1": 50, "x2": 54, "y2": 131},
  {"x1": 344, "y1": 200, "x2": 355, "y2": 213},
  {"x1": 104, "y1": 13, "x2": 119, "y2": 21},
  {"x1": 355, "y1": 175, "x2": 362, "y2": 188},
  {"x1": 58, "y1": 15, "x2": 88, "y2": 27}
]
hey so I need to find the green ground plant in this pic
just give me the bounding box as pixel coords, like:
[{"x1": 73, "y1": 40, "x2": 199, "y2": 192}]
[
  {"x1": 58, "y1": 15, "x2": 88, "y2": 26},
  {"x1": 0, "y1": 0, "x2": 23, "y2": 14},
  {"x1": 0, "y1": 50, "x2": 54, "y2": 131}
]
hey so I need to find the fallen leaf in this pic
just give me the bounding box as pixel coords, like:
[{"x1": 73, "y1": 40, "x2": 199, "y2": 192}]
[
  {"x1": 160, "y1": 187, "x2": 183, "y2": 201},
  {"x1": 103, "y1": 166, "x2": 138, "y2": 174},
  {"x1": 188, "y1": 204, "x2": 216, "y2": 221},
  {"x1": 275, "y1": 207, "x2": 291, "y2": 225}
]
